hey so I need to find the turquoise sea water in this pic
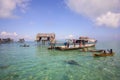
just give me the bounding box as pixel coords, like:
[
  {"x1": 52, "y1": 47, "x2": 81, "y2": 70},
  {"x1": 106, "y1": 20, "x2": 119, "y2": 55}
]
[{"x1": 0, "y1": 41, "x2": 120, "y2": 80}]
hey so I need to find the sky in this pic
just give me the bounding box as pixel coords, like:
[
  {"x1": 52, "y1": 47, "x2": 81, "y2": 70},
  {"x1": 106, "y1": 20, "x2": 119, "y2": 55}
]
[{"x1": 0, "y1": 0, "x2": 120, "y2": 41}]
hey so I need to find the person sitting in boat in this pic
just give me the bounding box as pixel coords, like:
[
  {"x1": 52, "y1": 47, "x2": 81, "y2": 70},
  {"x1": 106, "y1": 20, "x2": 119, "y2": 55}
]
[
  {"x1": 103, "y1": 50, "x2": 106, "y2": 54},
  {"x1": 107, "y1": 49, "x2": 113, "y2": 54},
  {"x1": 110, "y1": 49, "x2": 113, "y2": 53}
]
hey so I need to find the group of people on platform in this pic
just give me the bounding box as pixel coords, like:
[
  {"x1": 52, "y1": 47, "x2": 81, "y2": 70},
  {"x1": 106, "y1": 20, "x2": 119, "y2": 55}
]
[{"x1": 64, "y1": 39, "x2": 87, "y2": 48}]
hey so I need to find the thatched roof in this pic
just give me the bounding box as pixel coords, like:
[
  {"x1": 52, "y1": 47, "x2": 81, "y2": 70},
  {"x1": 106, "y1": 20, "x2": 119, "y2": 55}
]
[{"x1": 36, "y1": 33, "x2": 55, "y2": 41}]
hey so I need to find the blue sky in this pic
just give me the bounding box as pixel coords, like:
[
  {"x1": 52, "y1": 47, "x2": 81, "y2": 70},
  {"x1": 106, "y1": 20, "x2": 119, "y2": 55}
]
[{"x1": 0, "y1": 0, "x2": 120, "y2": 41}]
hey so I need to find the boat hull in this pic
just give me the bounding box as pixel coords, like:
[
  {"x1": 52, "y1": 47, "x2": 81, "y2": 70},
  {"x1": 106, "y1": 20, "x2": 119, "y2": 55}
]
[
  {"x1": 54, "y1": 44, "x2": 95, "y2": 51},
  {"x1": 93, "y1": 52, "x2": 115, "y2": 57}
]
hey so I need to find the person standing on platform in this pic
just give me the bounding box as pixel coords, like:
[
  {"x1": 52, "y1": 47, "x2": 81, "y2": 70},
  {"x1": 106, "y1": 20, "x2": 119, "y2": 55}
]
[
  {"x1": 79, "y1": 40, "x2": 82, "y2": 47},
  {"x1": 73, "y1": 39, "x2": 76, "y2": 47},
  {"x1": 50, "y1": 36, "x2": 56, "y2": 49}
]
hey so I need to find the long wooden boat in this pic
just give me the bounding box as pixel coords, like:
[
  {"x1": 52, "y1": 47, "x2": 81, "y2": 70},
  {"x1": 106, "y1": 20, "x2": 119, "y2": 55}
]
[
  {"x1": 93, "y1": 52, "x2": 115, "y2": 57},
  {"x1": 88, "y1": 49, "x2": 104, "y2": 52},
  {"x1": 54, "y1": 44, "x2": 95, "y2": 50}
]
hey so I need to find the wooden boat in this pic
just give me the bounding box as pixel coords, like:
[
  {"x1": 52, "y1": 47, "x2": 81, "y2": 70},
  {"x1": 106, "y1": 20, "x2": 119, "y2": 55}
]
[
  {"x1": 20, "y1": 44, "x2": 29, "y2": 47},
  {"x1": 93, "y1": 52, "x2": 115, "y2": 57},
  {"x1": 88, "y1": 49, "x2": 104, "y2": 52},
  {"x1": 54, "y1": 44, "x2": 95, "y2": 51},
  {"x1": 48, "y1": 47, "x2": 55, "y2": 50},
  {"x1": 48, "y1": 37, "x2": 97, "y2": 50}
]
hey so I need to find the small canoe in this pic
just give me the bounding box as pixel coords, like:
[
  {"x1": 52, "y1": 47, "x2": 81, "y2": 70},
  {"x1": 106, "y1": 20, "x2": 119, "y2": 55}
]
[
  {"x1": 93, "y1": 52, "x2": 115, "y2": 57},
  {"x1": 20, "y1": 44, "x2": 29, "y2": 47},
  {"x1": 88, "y1": 49, "x2": 104, "y2": 52}
]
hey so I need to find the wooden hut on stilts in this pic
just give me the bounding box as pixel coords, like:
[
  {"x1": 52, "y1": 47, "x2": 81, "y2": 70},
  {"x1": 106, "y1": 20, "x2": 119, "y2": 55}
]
[{"x1": 36, "y1": 33, "x2": 55, "y2": 45}]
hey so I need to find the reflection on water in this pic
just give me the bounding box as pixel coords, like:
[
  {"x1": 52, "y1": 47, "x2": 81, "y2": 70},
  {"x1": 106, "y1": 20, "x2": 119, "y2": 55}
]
[{"x1": 0, "y1": 41, "x2": 120, "y2": 80}]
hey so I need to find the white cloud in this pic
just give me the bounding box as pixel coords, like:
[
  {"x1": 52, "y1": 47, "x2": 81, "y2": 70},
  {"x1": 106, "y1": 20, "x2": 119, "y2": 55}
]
[
  {"x1": 65, "y1": 0, "x2": 120, "y2": 28},
  {"x1": 0, "y1": 31, "x2": 7, "y2": 36},
  {"x1": 0, "y1": 31, "x2": 34, "y2": 41},
  {"x1": 0, "y1": 31, "x2": 18, "y2": 37},
  {"x1": 67, "y1": 34, "x2": 74, "y2": 39},
  {"x1": 13, "y1": 32, "x2": 18, "y2": 36},
  {"x1": 0, "y1": 0, "x2": 31, "y2": 18},
  {"x1": 96, "y1": 12, "x2": 120, "y2": 28}
]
